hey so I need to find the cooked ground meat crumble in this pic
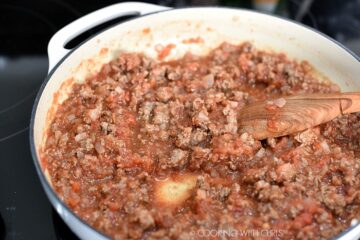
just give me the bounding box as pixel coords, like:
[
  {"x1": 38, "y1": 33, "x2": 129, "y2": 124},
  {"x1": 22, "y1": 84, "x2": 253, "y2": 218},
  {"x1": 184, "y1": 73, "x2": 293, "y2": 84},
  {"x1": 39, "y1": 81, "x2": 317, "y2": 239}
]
[{"x1": 43, "y1": 42, "x2": 360, "y2": 239}]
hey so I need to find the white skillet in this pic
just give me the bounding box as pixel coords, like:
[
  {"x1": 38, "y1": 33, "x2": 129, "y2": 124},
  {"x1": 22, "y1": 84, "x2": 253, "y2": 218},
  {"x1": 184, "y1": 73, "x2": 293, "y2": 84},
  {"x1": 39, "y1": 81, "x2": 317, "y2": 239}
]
[{"x1": 30, "y1": 2, "x2": 360, "y2": 239}]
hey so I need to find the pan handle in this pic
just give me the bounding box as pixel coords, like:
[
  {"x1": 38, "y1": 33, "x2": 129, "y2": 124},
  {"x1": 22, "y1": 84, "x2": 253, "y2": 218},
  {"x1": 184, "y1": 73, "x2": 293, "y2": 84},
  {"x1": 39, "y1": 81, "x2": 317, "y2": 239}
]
[{"x1": 47, "y1": 2, "x2": 169, "y2": 72}]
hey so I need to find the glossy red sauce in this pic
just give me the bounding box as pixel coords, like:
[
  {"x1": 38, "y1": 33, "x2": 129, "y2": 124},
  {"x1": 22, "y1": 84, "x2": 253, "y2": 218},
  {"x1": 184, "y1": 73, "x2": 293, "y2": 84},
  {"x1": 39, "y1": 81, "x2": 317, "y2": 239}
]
[{"x1": 43, "y1": 42, "x2": 360, "y2": 239}]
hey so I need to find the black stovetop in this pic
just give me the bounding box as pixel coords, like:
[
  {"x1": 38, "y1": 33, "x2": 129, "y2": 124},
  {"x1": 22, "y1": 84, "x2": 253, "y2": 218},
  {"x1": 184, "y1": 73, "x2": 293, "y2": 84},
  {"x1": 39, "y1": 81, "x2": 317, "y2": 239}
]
[{"x1": 0, "y1": 0, "x2": 359, "y2": 239}]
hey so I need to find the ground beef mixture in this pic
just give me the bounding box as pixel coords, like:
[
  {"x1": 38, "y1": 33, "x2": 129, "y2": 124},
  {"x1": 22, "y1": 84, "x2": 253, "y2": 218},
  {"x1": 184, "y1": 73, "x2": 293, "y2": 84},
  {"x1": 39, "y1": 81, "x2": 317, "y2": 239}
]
[{"x1": 43, "y1": 42, "x2": 360, "y2": 240}]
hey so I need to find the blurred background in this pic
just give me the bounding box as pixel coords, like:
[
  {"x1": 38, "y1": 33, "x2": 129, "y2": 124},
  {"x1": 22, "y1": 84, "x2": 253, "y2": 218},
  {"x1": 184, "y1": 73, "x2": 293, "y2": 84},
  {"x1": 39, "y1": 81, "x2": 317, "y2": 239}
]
[{"x1": 0, "y1": 0, "x2": 359, "y2": 239}]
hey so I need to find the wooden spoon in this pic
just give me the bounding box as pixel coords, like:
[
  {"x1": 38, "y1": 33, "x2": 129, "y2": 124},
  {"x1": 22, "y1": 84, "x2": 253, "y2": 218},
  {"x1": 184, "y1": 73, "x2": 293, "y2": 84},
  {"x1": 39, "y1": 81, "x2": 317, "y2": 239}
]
[{"x1": 238, "y1": 92, "x2": 360, "y2": 140}]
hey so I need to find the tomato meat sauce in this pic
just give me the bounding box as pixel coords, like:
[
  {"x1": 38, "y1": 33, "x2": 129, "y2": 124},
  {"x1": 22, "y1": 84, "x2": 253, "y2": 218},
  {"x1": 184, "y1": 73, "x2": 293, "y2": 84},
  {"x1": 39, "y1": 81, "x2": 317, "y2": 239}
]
[{"x1": 43, "y1": 42, "x2": 360, "y2": 239}]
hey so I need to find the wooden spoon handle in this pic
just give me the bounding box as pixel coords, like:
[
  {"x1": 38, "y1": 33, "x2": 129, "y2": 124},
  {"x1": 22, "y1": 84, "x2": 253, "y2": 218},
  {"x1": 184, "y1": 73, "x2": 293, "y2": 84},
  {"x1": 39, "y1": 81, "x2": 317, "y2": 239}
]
[
  {"x1": 287, "y1": 92, "x2": 360, "y2": 114},
  {"x1": 238, "y1": 92, "x2": 360, "y2": 140}
]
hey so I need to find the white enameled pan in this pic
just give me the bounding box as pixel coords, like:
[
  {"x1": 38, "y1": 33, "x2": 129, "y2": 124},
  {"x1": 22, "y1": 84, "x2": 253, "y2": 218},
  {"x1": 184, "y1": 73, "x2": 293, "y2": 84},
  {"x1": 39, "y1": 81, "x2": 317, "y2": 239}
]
[{"x1": 30, "y1": 2, "x2": 360, "y2": 239}]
